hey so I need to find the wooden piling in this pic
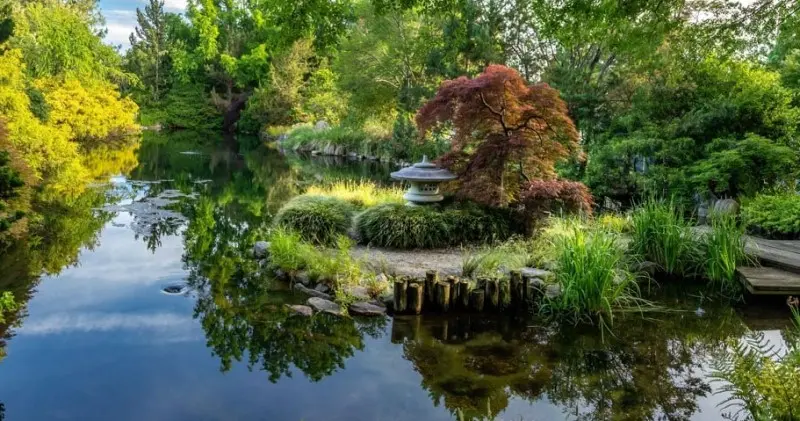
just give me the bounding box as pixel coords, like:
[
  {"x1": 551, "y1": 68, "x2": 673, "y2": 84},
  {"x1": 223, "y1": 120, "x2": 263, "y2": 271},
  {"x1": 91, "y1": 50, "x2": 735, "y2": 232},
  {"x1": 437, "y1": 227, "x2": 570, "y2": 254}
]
[
  {"x1": 457, "y1": 281, "x2": 470, "y2": 309},
  {"x1": 469, "y1": 289, "x2": 485, "y2": 312},
  {"x1": 446, "y1": 276, "x2": 459, "y2": 308},
  {"x1": 425, "y1": 270, "x2": 438, "y2": 306},
  {"x1": 407, "y1": 283, "x2": 424, "y2": 315},
  {"x1": 498, "y1": 279, "x2": 511, "y2": 310},
  {"x1": 485, "y1": 279, "x2": 499, "y2": 310},
  {"x1": 393, "y1": 279, "x2": 408, "y2": 313},
  {"x1": 435, "y1": 282, "x2": 451, "y2": 312}
]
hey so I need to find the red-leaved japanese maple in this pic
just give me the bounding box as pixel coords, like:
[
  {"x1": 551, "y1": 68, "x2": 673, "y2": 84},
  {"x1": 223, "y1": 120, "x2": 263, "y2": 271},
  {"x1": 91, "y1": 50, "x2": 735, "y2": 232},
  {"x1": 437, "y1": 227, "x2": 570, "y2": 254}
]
[{"x1": 416, "y1": 65, "x2": 580, "y2": 206}]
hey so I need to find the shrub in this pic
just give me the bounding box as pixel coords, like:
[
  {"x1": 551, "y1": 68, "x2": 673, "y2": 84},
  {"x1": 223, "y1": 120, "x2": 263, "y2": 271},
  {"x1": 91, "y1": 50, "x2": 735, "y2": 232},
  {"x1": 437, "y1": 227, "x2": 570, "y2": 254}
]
[
  {"x1": 267, "y1": 230, "x2": 365, "y2": 290},
  {"x1": 540, "y1": 226, "x2": 644, "y2": 325},
  {"x1": 304, "y1": 180, "x2": 403, "y2": 208},
  {"x1": 355, "y1": 203, "x2": 453, "y2": 249},
  {"x1": 273, "y1": 195, "x2": 356, "y2": 245},
  {"x1": 630, "y1": 198, "x2": 701, "y2": 278},
  {"x1": 355, "y1": 202, "x2": 516, "y2": 249},
  {"x1": 742, "y1": 192, "x2": 800, "y2": 239},
  {"x1": 699, "y1": 212, "x2": 753, "y2": 295}
]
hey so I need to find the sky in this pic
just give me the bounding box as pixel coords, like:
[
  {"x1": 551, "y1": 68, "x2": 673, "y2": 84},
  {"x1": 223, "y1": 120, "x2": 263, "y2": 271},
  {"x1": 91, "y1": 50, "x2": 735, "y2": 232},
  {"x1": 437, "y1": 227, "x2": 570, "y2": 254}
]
[{"x1": 100, "y1": 0, "x2": 187, "y2": 49}]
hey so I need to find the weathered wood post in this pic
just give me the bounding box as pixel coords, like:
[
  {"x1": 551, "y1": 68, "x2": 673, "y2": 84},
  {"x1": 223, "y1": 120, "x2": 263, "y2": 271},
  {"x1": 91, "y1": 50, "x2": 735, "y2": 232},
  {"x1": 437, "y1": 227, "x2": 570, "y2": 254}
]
[
  {"x1": 407, "y1": 282, "x2": 424, "y2": 315},
  {"x1": 425, "y1": 270, "x2": 438, "y2": 306},
  {"x1": 469, "y1": 289, "x2": 485, "y2": 312},
  {"x1": 457, "y1": 281, "x2": 470, "y2": 309},
  {"x1": 447, "y1": 276, "x2": 459, "y2": 308},
  {"x1": 435, "y1": 281, "x2": 451, "y2": 312},
  {"x1": 393, "y1": 278, "x2": 408, "y2": 313}
]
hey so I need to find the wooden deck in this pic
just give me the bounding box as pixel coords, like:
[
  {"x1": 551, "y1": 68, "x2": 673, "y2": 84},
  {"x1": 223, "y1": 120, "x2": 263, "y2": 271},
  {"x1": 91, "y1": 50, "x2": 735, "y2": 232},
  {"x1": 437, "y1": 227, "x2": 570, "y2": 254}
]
[{"x1": 739, "y1": 236, "x2": 800, "y2": 295}]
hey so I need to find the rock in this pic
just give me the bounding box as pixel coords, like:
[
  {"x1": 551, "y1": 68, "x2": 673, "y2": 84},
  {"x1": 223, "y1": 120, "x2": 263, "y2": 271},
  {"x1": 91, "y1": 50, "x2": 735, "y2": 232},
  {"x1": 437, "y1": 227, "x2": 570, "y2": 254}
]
[
  {"x1": 307, "y1": 297, "x2": 342, "y2": 315},
  {"x1": 286, "y1": 304, "x2": 313, "y2": 317},
  {"x1": 345, "y1": 286, "x2": 371, "y2": 302},
  {"x1": 162, "y1": 284, "x2": 188, "y2": 295},
  {"x1": 295, "y1": 271, "x2": 311, "y2": 286},
  {"x1": 311, "y1": 150, "x2": 321, "y2": 156},
  {"x1": 314, "y1": 283, "x2": 331, "y2": 294},
  {"x1": 379, "y1": 291, "x2": 394, "y2": 308},
  {"x1": 333, "y1": 145, "x2": 345, "y2": 156},
  {"x1": 545, "y1": 284, "x2": 562, "y2": 299},
  {"x1": 274, "y1": 269, "x2": 288, "y2": 280},
  {"x1": 258, "y1": 259, "x2": 268, "y2": 268},
  {"x1": 314, "y1": 120, "x2": 330, "y2": 131},
  {"x1": 349, "y1": 302, "x2": 387, "y2": 317},
  {"x1": 294, "y1": 283, "x2": 333, "y2": 300},
  {"x1": 521, "y1": 268, "x2": 552, "y2": 280},
  {"x1": 713, "y1": 198, "x2": 739, "y2": 215},
  {"x1": 347, "y1": 152, "x2": 359, "y2": 159},
  {"x1": 253, "y1": 241, "x2": 270, "y2": 258}
]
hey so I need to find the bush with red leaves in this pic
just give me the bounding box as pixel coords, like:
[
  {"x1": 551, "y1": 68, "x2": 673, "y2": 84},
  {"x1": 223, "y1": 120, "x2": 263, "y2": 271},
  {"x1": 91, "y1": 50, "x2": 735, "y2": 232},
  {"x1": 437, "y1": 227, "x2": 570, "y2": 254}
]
[{"x1": 518, "y1": 180, "x2": 594, "y2": 221}]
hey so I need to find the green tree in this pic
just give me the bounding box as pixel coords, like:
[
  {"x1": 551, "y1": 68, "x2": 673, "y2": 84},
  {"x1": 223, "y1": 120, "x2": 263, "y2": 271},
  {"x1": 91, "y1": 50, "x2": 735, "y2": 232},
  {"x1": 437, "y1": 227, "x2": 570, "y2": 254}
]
[{"x1": 129, "y1": 0, "x2": 169, "y2": 101}]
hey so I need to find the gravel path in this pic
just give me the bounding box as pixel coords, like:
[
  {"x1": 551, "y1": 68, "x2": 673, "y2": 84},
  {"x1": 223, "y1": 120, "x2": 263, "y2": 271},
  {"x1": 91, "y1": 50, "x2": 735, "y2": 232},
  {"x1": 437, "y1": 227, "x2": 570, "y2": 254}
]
[{"x1": 351, "y1": 246, "x2": 467, "y2": 278}]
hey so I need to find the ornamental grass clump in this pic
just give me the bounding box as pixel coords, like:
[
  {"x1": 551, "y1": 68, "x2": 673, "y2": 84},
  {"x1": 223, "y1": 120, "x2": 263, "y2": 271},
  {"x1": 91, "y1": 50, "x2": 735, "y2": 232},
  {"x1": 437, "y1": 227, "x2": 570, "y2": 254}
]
[
  {"x1": 700, "y1": 212, "x2": 754, "y2": 295},
  {"x1": 355, "y1": 203, "x2": 453, "y2": 249},
  {"x1": 541, "y1": 226, "x2": 644, "y2": 325},
  {"x1": 304, "y1": 180, "x2": 403, "y2": 208},
  {"x1": 631, "y1": 199, "x2": 700, "y2": 278},
  {"x1": 461, "y1": 240, "x2": 533, "y2": 278},
  {"x1": 273, "y1": 195, "x2": 356, "y2": 245},
  {"x1": 355, "y1": 202, "x2": 516, "y2": 249},
  {"x1": 267, "y1": 228, "x2": 318, "y2": 275}
]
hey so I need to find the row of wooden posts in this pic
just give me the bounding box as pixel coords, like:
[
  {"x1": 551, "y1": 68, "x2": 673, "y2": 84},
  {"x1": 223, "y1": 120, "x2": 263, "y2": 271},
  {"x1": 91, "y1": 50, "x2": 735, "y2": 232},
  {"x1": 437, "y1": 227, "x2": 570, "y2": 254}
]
[{"x1": 392, "y1": 270, "x2": 540, "y2": 314}]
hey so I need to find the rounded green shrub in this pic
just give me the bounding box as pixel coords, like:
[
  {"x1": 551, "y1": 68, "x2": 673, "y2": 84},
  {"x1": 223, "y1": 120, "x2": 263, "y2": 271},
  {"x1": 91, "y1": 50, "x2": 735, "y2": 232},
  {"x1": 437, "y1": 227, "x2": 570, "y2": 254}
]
[
  {"x1": 355, "y1": 202, "x2": 515, "y2": 249},
  {"x1": 742, "y1": 192, "x2": 800, "y2": 239},
  {"x1": 273, "y1": 195, "x2": 356, "y2": 245}
]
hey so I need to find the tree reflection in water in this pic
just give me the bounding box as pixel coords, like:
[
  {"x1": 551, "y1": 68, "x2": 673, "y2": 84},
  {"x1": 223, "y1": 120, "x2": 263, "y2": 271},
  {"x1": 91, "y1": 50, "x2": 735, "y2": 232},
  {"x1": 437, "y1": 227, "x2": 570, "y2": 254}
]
[{"x1": 398, "y1": 301, "x2": 748, "y2": 421}]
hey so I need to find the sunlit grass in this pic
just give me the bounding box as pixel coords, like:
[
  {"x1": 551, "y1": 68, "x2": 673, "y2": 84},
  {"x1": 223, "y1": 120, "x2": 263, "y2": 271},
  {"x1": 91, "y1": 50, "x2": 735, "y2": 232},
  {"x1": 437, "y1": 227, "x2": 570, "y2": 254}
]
[{"x1": 305, "y1": 180, "x2": 404, "y2": 208}]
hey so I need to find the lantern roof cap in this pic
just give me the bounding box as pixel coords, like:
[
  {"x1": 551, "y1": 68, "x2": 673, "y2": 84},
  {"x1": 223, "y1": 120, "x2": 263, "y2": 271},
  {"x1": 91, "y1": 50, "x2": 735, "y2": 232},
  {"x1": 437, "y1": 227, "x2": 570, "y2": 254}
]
[{"x1": 390, "y1": 156, "x2": 456, "y2": 182}]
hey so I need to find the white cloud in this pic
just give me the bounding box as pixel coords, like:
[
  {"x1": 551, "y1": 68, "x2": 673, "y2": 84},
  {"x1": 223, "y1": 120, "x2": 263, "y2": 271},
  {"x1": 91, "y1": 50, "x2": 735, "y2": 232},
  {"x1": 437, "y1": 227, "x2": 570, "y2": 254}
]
[
  {"x1": 103, "y1": 10, "x2": 136, "y2": 48},
  {"x1": 162, "y1": 0, "x2": 187, "y2": 11},
  {"x1": 19, "y1": 312, "x2": 196, "y2": 336}
]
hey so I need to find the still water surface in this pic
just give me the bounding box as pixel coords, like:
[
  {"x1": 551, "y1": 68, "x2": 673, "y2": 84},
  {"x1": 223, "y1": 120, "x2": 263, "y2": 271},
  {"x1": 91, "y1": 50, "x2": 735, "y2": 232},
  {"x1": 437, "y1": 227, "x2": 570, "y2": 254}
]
[{"x1": 0, "y1": 133, "x2": 792, "y2": 421}]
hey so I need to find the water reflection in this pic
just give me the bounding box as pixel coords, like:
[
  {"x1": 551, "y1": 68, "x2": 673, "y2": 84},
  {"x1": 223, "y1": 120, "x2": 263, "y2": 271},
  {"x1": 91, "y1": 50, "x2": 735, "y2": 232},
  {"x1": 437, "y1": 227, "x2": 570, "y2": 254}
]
[{"x1": 396, "y1": 301, "x2": 748, "y2": 421}]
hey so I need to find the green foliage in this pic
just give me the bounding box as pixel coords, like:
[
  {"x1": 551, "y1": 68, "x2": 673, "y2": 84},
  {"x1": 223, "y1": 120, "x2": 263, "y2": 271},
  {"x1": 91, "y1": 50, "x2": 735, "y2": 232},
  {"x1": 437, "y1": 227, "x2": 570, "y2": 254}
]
[
  {"x1": 630, "y1": 198, "x2": 700, "y2": 278},
  {"x1": 304, "y1": 180, "x2": 403, "y2": 207},
  {"x1": 266, "y1": 228, "x2": 318, "y2": 274},
  {"x1": 540, "y1": 224, "x2": 643, "y2": 325},
  {"x1": 596, "y1": 213, "x2": 632, "y2": 234},
  {"x1": 355, "y1": 202, "x2": 514, "y2": 249},
  {"x1": 0, "y1": 291, "x2": 17, "y2": 324},
  {"x1": 699, "y1": 213, "x2": 753, "y2": 296},
  {"x1": 138, "y1": 83, "x2": 222, "y2": 130},
  {"x1": 742, "y1": 192, "x2": 800, "y2": 239},
  {"x1": 273, "y1": 195, "x2": 356, "y2": 245},
  {"x1": 0, "y1": 148, "x2": 25, "y2": 235},
  {"x1": 461, "y1": 239, "x2": 534, "y2": 279},
  {"x1": 711, "y1": 308, "x2": 800, "y2": 421}
]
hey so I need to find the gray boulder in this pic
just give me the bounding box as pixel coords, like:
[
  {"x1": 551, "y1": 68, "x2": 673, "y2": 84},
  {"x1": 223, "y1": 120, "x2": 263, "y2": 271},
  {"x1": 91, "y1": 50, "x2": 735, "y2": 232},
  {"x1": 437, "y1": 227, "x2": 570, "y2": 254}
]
[
  {"x1": 307, "y1": 297, "x2": 342, "y2": 315},
  {"x1": 713, "y1": 198, "x2": 740, "y2": 216},
  {"x1": 294, "y1": 283, "x2": 333, "y2": 300},
  {"x1": 314, "y1": 283, "x2": 331, "y2": 294},
  {"x1": 521, "y1": 268, "x2": 552, "y2": 280},
  {"x1": 349, "y1": 302, "x2": 387, "y2": 317},
  {"x1": 253, "y1": 241, "x2": 270, "y2": 258},
  {"x1": 295, "y1": 271, "x2": 312, "y2": 286},
  {"x1": 286, "y1": 304, "x2": 313, "y2": 317},
  {"x1": 345, "y1": 286, "x2": 371, "y2": 302}
]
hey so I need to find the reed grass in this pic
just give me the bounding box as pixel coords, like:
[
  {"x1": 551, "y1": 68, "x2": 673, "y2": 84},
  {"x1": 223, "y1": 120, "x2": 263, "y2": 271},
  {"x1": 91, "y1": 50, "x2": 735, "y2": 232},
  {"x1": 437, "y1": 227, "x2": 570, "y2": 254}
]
[
  {"x1": 630, "y1": 198, "x2": 701, "y2": 278},
  {"x1": 541, "y1": 226, "x2": 646, "y2": 325},
  {"x1": 699, "y1": 212, "x2": 754, "y2": 295},
  {"x1": 461, "y1": 240, "x2": 533, "y2": 278}
]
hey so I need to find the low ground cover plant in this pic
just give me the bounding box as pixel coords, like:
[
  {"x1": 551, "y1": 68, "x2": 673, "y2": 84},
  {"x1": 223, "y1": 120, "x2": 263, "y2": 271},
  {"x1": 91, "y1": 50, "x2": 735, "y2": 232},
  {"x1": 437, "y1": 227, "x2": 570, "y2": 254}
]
[{"x1": 742, "y1": 192, "x2": 800, "y2": 239}]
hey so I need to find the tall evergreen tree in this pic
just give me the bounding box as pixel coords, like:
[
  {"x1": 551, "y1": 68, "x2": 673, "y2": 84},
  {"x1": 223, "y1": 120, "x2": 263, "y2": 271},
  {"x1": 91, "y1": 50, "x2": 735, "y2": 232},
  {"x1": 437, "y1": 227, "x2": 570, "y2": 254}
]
[{"x1": 129, "y1": 0, "x2": 168, "y2": 101}]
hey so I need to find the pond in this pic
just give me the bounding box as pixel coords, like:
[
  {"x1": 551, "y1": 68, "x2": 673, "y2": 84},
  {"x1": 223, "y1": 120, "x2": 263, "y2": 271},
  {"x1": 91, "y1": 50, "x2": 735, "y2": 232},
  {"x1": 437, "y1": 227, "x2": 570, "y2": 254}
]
[{"x1": 0, "y1": 132, "x2": 793, "y2": 421}]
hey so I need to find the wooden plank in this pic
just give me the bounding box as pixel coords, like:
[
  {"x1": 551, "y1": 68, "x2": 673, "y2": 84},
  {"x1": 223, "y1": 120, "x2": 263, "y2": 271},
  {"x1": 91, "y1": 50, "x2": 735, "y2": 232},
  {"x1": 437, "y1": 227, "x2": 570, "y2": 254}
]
[{"x1": 738, "y1": 266, "x2": 800, "y2": 295}]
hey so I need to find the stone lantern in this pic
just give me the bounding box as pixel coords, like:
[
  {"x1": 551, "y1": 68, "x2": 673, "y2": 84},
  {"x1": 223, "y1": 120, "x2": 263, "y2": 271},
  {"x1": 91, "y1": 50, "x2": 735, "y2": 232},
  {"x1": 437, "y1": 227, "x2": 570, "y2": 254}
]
[{"x1": 390, "y1": 156, "x2": 456, "y2": 205}]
